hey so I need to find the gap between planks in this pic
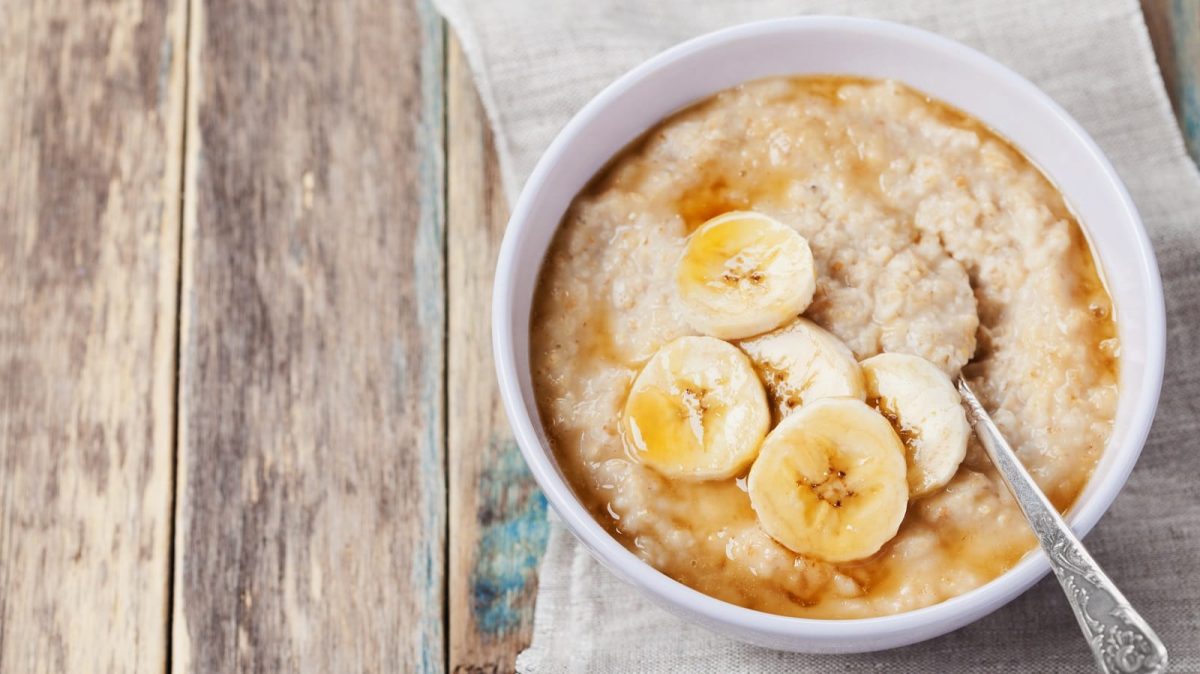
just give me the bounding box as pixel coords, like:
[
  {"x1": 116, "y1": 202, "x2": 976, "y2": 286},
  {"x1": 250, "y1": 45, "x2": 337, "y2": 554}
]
[
  {"x1": 445, "y1": 33, "x2": 550, "y2": 674},
  {"x1": 166, "y1": 0, "x2": 196, "y2": 672}
]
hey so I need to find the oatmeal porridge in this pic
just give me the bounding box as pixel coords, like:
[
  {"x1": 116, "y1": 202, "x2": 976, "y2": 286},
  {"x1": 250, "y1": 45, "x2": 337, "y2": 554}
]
[{"x1": 529, "y1": 76, "x2": 1118, "y2": 619}]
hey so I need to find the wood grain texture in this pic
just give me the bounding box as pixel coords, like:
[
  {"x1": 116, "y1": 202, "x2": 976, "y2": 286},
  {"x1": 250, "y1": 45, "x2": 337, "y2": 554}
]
[
  {"x1": 1142, "y1": 0, "x2": 1200, "y2": 165},
  {"x1": 0, "y1": 0, "x2": 186, "y2": 672},
  {"x1": 446, "y1": 39, "x2": 548, "y2": 674},
  {"x1": 172, "y1": 0, "x2": 446, "y2": 671}
]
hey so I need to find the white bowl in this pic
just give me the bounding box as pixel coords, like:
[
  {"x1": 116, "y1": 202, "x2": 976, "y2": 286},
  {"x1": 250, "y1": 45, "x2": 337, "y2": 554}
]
[{"x1": 491, "y1": 17, "x2": 1165, "y2": 653}]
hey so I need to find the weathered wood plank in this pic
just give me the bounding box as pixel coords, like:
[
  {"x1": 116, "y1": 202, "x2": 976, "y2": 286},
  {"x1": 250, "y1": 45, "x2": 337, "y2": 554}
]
[
  {"x1": 0, "y1": 0, "x2": 186, "y2": 672},
  {"x1": 172, "y1": 0, "x2": 445, "y2": 671},
  {"x1": 1142, "y1": 0, "x2": 1200, "y2": 165},
  {"x1": 446, "y1": 37, "x2": 549, "y2": 674}
]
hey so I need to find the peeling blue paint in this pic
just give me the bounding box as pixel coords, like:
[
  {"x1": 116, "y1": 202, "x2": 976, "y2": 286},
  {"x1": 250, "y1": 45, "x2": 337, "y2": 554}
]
[
  {"x1": 410, "y1": 0, "x2": 446, "y2": 672},
  {"x1": 392, "y1": 339, "x2": 410, "y2": 394},
  {"x1": 159, "y1": 33, "x2": 173, "y2": 108},
  {"x1": 1171, "y1": 0, "x2": 1200, "y2": 166},
  {"x1": 469, "y1": 437, "x2": 550, "y2": 635},
  {"x1": 1180, "y1": 79, "x2": 1200, "y2": 158}
]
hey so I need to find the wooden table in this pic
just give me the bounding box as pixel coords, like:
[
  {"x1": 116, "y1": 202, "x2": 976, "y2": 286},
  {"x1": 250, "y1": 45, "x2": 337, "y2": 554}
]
[{"x1": 0, "y1": 1, "x2": 1193, "y2": 672}]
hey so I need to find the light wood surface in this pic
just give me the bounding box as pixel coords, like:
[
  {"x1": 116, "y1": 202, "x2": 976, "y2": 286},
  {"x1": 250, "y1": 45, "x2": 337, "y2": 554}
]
[
  {"x1": 0, "y1": 1, "x2": 186, "y2": 671},
  {"x1": 1143, "y1": 0, "x2": 1200, "y2": 164},
  {"x1": 446, "y1": 39, "x2": 548, "y2": 674},
  {"x1": 0, "y1": 3, "x2": 1196, "y2": 673},
  {"x1": 171, "y1": 0, "x2": 445, "y2": 672}
]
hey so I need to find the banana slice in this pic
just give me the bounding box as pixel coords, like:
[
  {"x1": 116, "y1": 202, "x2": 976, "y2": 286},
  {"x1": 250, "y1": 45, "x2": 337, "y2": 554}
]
[
  {"x1": 676, "y1": 211, "x2": 815, "y2": 340},
  {"x1": 738, "y1": 317, "x2": 866, "y2": 419},
  {"x1": 748, "y1": 397, "x2": 908, "y2": 562},
  {"x1": 861, "y1": 352, "x2": 970, "y2": 498},
  {"x1": 622, "y1": 335, "x2": 770, "y2": 480}
]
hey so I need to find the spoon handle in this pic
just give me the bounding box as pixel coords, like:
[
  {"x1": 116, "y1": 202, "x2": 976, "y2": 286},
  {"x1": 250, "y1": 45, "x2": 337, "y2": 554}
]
[{"x1": 956, "y1": 378, "x2": 1168, "y2": 674}]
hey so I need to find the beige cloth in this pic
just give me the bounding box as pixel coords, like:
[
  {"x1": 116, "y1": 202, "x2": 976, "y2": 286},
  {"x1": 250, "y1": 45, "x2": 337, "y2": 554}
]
[{"x1": 433, "y1": 0, "x2": 1200, "y2": 670}]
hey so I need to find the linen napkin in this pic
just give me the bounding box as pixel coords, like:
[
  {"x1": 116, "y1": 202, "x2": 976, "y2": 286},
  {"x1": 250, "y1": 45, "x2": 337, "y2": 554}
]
[{"x1": 433, "y1": 0, "x2": 1200, "y2": 670}]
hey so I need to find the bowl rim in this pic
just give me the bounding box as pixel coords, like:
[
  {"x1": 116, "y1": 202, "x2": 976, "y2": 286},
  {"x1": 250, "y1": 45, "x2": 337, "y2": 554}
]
[{"x1": 491, "y1": 15, "x2": 1166, "y2": 647}]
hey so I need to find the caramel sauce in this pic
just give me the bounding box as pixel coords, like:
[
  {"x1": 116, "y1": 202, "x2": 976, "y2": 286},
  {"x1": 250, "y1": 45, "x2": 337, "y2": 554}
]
[
  {"x1": 529, "y1": 75, "x2": 1120, "y2": 620},
  {"x1": 1072, "y1": 226, "x2": 1121, "y2": 379},
  {"x1": 676, "y1": 169, "x2": 799, "y2": 232},
  {"x1": 869, "y1": 396, "x2": 921, "y2": 452}
]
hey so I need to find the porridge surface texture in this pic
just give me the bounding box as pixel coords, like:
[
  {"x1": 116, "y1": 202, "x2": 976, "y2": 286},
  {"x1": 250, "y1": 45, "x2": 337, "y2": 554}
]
[{"x1": 530, "y1": 76, "x2": 1119, "y2": 618}]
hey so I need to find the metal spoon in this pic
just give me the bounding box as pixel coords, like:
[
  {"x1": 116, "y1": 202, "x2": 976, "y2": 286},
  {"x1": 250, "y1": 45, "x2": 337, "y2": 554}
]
[{"x1": 956, "y1": 378, "x2": 1167, "y2": 673}]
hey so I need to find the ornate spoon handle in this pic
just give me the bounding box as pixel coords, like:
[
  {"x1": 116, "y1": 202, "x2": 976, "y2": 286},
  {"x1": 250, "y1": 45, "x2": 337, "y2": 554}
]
[{"x1": 957, "y1": 378, "x2": 1168, "y2": 674}]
